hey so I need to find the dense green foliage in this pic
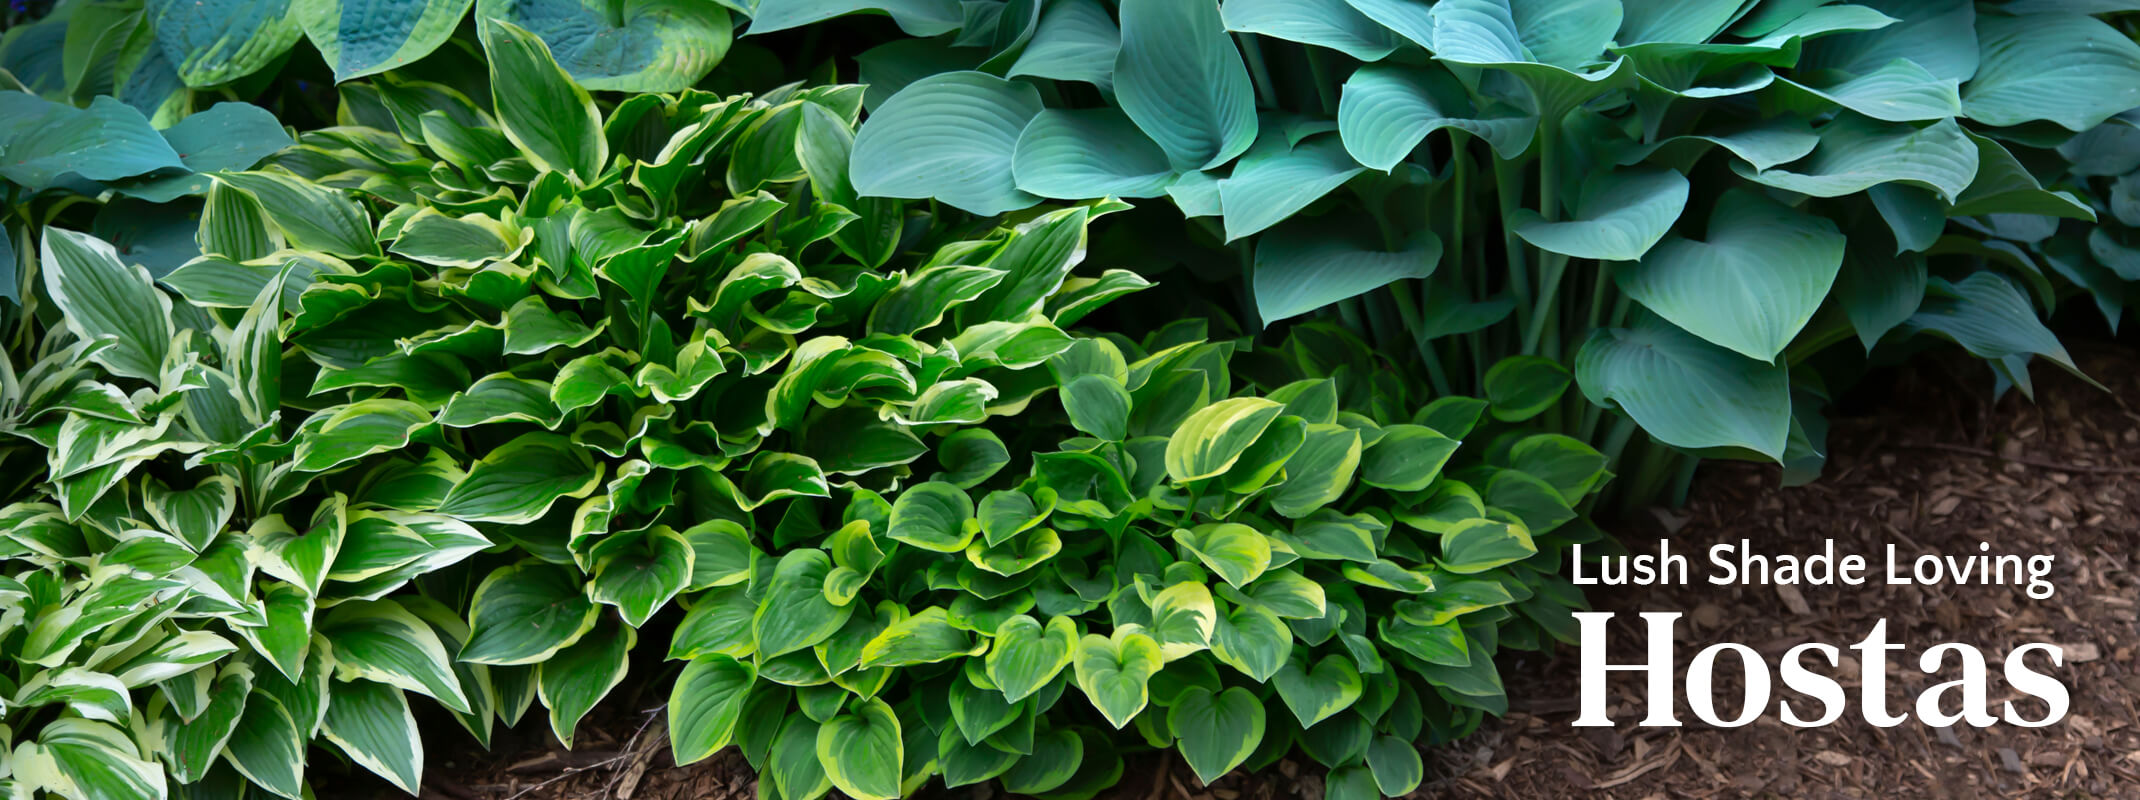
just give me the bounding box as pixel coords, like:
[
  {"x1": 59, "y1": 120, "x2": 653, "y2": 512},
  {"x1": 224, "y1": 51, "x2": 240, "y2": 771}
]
[{"x1": 1, "y1": 2, "x2": 2137, "y2": 800}]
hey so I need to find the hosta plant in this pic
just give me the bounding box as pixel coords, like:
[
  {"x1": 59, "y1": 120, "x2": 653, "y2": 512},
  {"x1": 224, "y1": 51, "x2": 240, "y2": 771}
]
[{"x1": 773, "y1": 0, "x2": 2139, "y2": 508}]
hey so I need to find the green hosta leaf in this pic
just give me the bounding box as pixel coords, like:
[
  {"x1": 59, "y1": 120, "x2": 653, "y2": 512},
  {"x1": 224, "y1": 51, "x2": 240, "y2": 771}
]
[
  {"x1": 1167, "y1": 686, "x2": 1265, "y2": 784},
  {"x1": 755, "y1": 549, "x2": 854, "y2": 658},
  {"x1": 1437, "y1": 518, "x2": 1536, "y2": 573},
  {"x1": 669, "y1": 586, "x2": 758, "y2": 660},
  {"x1": 1326, "y1": 764, "x2": 1378, "y2": 800},
  {"x1": 1221, "y1": 0, "x2": 1399, "y2": 61},
  {"x1": 481, "y1": 18, "x2": 607, "y2": 183},
  {"x1": 437, "y1": 433, "x2": 603, "y2": 524},
  {"x1": 852, "y1": 71, "x2": 1043, "y2": 216},
  {"x1": 1115, "y1": 0, "x2": 1257, "y2": 171},
  {"x1": 318, "y1": 599, "x2": 472, "y2": 713},
  {"x1": 871, "y1": 264, "x2": 1008, "y2": 335},
  {"x1": 886, "y1": 481, "x2": 978, "y2": 552},
  {"x1": 987, "y1": 615, "x2": 1077, "y2": 703},
  {"x1": 1270, "y1": 425, "x2": 1362, "y2": 519},
  {"x1": 1172, "y1": 524, "x2": 1271, "y2": 589},
  {"x1": 1511, "y1": 167, "x2": 1688, "y2": 261},
  {"x1": 1366, "y1": 735, "x2": 1424, "y2": 795},
  {"x1": 477, "y1": 0, "x2": 733, "y2": 92},
  {"x1": 746, "y1": 0, "x2": 963, "y2": 36},
  {"x1": 1616, "y1": 190, "x2": 1846, "y2": 361},
  {"x1": 1483, "y1": 356, "x2": 1571, "y2": 423},
  {"x1": 540, "y1": 619, "x2": 634, "y2": 746},
  {"x1": 1013, "y1": 108, "x2": 1174, "y2": 199},
  {"x1": 669, "y1": 655, "x2": 757, "y2": 765},
  {"x1": 939, "y1": 725, "x2": 1018, "y2": 787},
  {"x1": 860, "y1": 607, "x2": 982, "y2": 668},
  {"x1": 461, "y1": 560, "x2": 600, "y2": 665},
  {"x1": 14, "y1": 719, "x2": 167, "y2": 800},
  {"x1": 1736, "y1": 115, "x2": 1977, "y2": 204},
  {"x1": 1074, "y1": 628, "x2": 1164, "y2": 728},
  {"x1": 1359, "y1": 424, "x2": 1460, "y2": 493},
  {"x1": 1504, "y1": 433, "x2": 1612, "y2": 502},
  {"x1": 1220, "y1": 134, "x2": 1365, "y2": 241},
  {"x1": 1576, "y1": 314, "x2": 1792, "y2": 460},
  {"x1": 1166, "y1": 398, "x2": 1284, "y2": 483},
  {"x1": 320, "y1": 680, "x2": 423, "y2": 794},
  {"x1": 1209, "y1": 602, "x2": 1290, "y2": 682},
  {"x1": 1271, "y1": 653, "x2": 1361, "y2": 727},
  {"x1": 299, "y1": 0, "x2": 472, "y2": 81},
  {"x1": 592, "y1": 525, "x2": 694, "y2": 627},
  {"x1": 817, "y1": 698, "x2": 903, "y2": 800},
  {"x1": 1961, "y1": 13, "x2": 2140, "y2": 131},
  {"x1": 39, "y1": 228, "x2": 175, "y2": 382},
  {"x1": 216, "y1": 171, "x2": 378, "y2": 259},
  {"x1": 1283, "y1": 510, "x2": 1380, "y2": 562},
  {"x1": 1062, "y1": 374, "x2": 1133, "y2": 440}
]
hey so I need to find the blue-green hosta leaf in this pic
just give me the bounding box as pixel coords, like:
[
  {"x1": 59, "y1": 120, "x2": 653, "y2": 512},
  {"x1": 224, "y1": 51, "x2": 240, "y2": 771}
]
[
  {"x1": 1511, "y1": 167, "x2": 1688, "y2": 261},
  {"x1": 987, "y1": 615, "x2": 1077, "y2": 702},
  {"x1": 1012, "y1": 108, "x2": 1174, "y2": 199},
  {"x1": 746, "y1": 0, "x2": 963, "y2": 36},
  {"x1": 1950, "y1": 132, "x2": 2093, "y2": 220},
  {"x1": 1735, "y1": 115, "x2": 1977, "y2": 204},
  {"x1": 1114, "y1": 0, "x2": 1258, "y2": 171},
  {"x1": 1421, "y1": 0, "x2": 1632, "y2": 117},
  {"x1": 476, "y1": 0, "x2": 733, "y2": 91},
  {"x1": 1799, "y1": 0, "x2": 1977, "y2": 82},
  {"x1": 1008, "y1": 0, "x2": 1119, "y2": 87},
  {"x1": 754, "y1": 549, "x2": 854, "y2": 658},
  {"x1": 539, "y1": 618, "x2": 634, "y2": 746},
  {"x1": 1616, "y1": 190, "x2": 1846, "y2": 361},
  {"x1": 39, "y1": 228, "x2": 174, "y2": 382},
  {"x1": 1074, "y1": 627, "x2": 1164, "y2": 728},
  {"x1": 851, "y1": 71, "x2": 1043, "y2": 216},
  {"x1": 817, "y1": 698, "x2": 903, "y2": 800},
  {"x1": 669, "y1": 655, "x2": 756, "y2": 765},
  {"x1": 1168, "y1": 686, "x2": 1265, "y2": 784},
  {"x1": 13, "y1": 719, "x2": 167, "y2": 800},
  {"x1": 1835, "y1": 251, "x2": 1926, "y2": 350},
  {"x1": 320, "y1": 680, "x2": 423, "y2": 794},
  {"x1": 1961, "y1": 13, "x2": 2140, "y2": 131},
  {"x1": 1166, "y1": 397, "x2": 1285, "y2": 482},
  {"x1": 298, "y1": 0, "x2": 472, "y2": 81},
  {"x1": 144, "y1": 0, "x2": 305, "y2": 87},
  {"x1": 1620, "y1": 116, "x2": 1818, "y2": 172},
  {"x1": 1616, "y1": 0, "x2": 1736, "y2": 44},
  {"x1": 1221, "y1": 0, "x2": 1400, "y2": 61},
  {"x1": 1775, "y1": 58, "x2": 1961, "y2": 122},
  {"x1": 436, "y1": 432, "x2": 603, "y2": 524},
  {"x1": 318, "y1": 599, "x2": 472, "y2": 713},
  {"x1": 1575, "y1": 314, "x2": 1792, "y2": 460},
  {"x1": 0, "y1": 93, "x2": 182, "y2": 191},
  {"x1": 482, "y1": 18, "x2": 607, "y2": 183},
  {"x1": 461, "y1": 560, "x2": 600, "y2": 665},
  {"x1": 1220, "y1": 134, "x2": 1365, "y2": 241},
  {"x1": 1337, "y1": 63, "x2": 1536, "y2": 170},
  {"x1": 1902, "y1": 272, "x2": 2086, "y2": 380}
]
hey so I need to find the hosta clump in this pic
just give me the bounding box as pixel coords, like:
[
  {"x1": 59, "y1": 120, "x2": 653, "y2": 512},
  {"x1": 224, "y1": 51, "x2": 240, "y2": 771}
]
[{"x1": 650, "y1": 321, "x2": 1602, "y2": 800}]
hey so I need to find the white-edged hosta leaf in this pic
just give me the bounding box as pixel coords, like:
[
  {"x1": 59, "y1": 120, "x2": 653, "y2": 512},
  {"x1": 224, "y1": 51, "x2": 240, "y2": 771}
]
[
  {"x1": 851, "y1": 71, "x2": 1044, "y2": 216},
  {"x1": 669, "y1": 655, "x2": 757, "y2": 765},
  {"x1": 1575, "y1": 314, "x2": 1792, "y2": 460},
  {"x1": 321, "y1": 680, "x2": 423, "y2": 793},
  {"x1": 13, "y1": 718, "x2": 167, "y2": 800},
  {"x1": 1114, "y1": 0, "x2": 1258, "y2": 171},
  {"x1": 460, "y1": 560, "x2": 600, "y2": 665},
  {"x1": 538, "y1": 618, "x2": 634, "y2": 747},
  {"x1": 215, "y1": 171, "x2": 379, "y2": 258},
  {"x1": 1012, "y1": 108, "x2": 1174, "y2": 199},
  {"x1": 436, "y1": 432, "x2": 603, "y2": 524},
  {"x1": 159, "y1": 663, "x2": 253, "y2": 783},
  {"x1": 299, "y1": 0, "x2": 472, "y2": 81},
  {"x1": 481, "y1": 18, "x2": 608, "y2": 183},
  {"x1": 1510, "y1": 167, "x2": 1688, "y2": 261},
  {"x1": 221, "y1": 691, "x2": 306, "y2": 799},
  {"x1": 318, "y1": 599, "x2": 473, "y2": 713},
  {"x1": 292, "y1": 399, "x2": 432, "y2": 473},
  {"x1": 1615, "y1": 189, "x2": 1845, "y2": 361},
  {"x1": 39, "y1": 228, "x2": 175, "y2": 382}
]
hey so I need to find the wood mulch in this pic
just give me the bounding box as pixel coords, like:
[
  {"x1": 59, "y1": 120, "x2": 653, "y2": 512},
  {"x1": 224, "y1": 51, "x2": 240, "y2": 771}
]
[{"x1": 336, "y1": 346, "x2": 2140, "y2": 800}]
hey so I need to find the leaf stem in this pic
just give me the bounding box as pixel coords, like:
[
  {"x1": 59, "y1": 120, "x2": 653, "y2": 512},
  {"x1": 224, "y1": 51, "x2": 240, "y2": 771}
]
[{"x1": 1237, "y1": 35, "x2": 1280, "y2": 109}]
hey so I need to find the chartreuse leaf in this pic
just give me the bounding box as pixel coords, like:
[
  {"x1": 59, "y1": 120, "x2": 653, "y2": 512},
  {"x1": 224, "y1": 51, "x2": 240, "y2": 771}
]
[
  {"x1": 860, "y1": 607, "x2": 982, "y2": 668},
  {"x1": 886, "y1": 481, "x2": 977, "y2": 552},
  {"x1": 1166, "y1": 398, "x2": 1285, "y2": 483},
  {"x1": 1576, "y1": 313, "x2": 1792, "y2": 460},
  {"x1": 1115, "y1": 0, "x2": 1257, "y2": 171},
  {"x1": 1075, "y1": 627, "x2": 1164, "y2": 728},
  {"x1": 754, "y1": 549, "x2": 853, "y2": 658},
  {"x1": 14, "y1": 718, "x2": 168, "y2": 800},
  {"x1": 987, "y1": 615, "x2": 1077, "y2": 702},
  {"x1": 817, "y1": 697, "x2": 903, "y2": 800},
  {"x1": 1171, "y1": 524, "x2": 1271, "y2": 589},
  {"x1": 1167, "y1": 687, "x2": 1265, "y2": 784},
  {"x1": 1271, "y1": 653, "x2": 1362, "y2": 727},
  {"x1": 670, "y1": 655, "x2": 756, "y2": 765},
  {"x1": 39, "y1": 228, "x2": 174, "y2": 382},
  {"x1": 321, "y1": 680, "x2": 423, "y2": 794},
  {"x1": 318, "y1": 599, "x2": 472, "y2": 713},
  {"x1": 1437, "y1": 518, "x2": 1536, "y2": 573},
  {"x1": 481, "y1": 18, "x2": 606, "y2": 183},
  {"x1": 852, "y1": 72, "x2": 1044, "y2": 216},
  {"x1": 1616, "y1": 190, "x2": 1846, "y2": 362},
  {"x1": 477, "y1": 0, "x2": 733, "y2": 91},
  {"x1": 437, "y1": 433, "x2": 603, "y2": 524},
  {"x1": 1147, "y1": 581, "x2": 1217, "y2": 660},
  {"x1": 461, "y1": 560, "x2": 600, "y2": 665}
]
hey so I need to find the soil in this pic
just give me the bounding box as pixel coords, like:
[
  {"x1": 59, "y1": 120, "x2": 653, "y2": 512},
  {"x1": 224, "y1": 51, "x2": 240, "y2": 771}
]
[{"x1": 334, "y1": 345, "x2": 2140, "y2": 800}]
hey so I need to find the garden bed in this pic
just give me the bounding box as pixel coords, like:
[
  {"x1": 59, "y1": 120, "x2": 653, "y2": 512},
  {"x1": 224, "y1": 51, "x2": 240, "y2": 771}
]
[{"x1": 334, "y1": 345, "x2": 2140, "y2": 800}]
